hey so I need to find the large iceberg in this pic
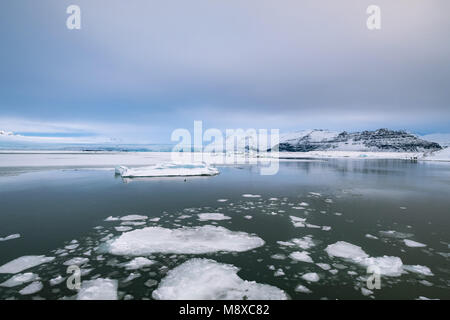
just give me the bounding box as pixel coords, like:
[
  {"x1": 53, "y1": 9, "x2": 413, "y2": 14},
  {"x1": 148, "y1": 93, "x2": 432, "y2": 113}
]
[
  {"x1": 115, "y1": 162, "x2": 219, "y2": 177},
  {"x1": 107, "y1": 225, "x2": 265, "y2": 255},
  {"x1": 152, "y1": 259, "x2": 288, "y2": 300}
]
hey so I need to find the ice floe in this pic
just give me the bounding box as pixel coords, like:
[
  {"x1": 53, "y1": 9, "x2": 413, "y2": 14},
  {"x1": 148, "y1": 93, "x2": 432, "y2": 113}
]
[
  {"x1": 295, "y1": 284, "x2": 312, "y2": 293},
  {"x1": 403, "y1": 265, "x2": 434, "y2": 276},
  {"x1": 0, "y1": 233, "x2": 21, "y2": 242},
  {"x1": 325, "y1": 241, "x2": 404, "y2": 276},
  {"x1": 19, "y1": 281, "x2": 43, "y2": 295},
  {"x1": 242, "y1": 194, "x2": 261, "y2": 198},
  {"x1": 152, "y1": 259, "x2": 287, "y2": 300},
  {"x1": 115, "y1": 226, "x2": 132, "y2": 232},
  {"x1": 289, "y1": 251, "x2": 314, "y2": 263},
  {"x1": 121, "y1": 257, "x2": 155, "y2": 270},
  {"x1": 115, "y1": 162, "x2": 219, "y2": 178},
  {"x1": 120, "y1": 215, "x2": 148, "y2": 221},
  {"x1": 404, "y1": 239, "x2": 427, "y2": 248},
  {"x1": 0, "y1": 255, "x2": 55, "y2": 274},
  {"x1": 197, "y1": 213, "x2": 231, "y2": 221},
  {"x1": 63, "y1": 257, "x2": 89, "y2": 266},
  {"x1": 0, "y1": 273, "x2": 39, "y2": 287},
  {"x1": 77, "y1": 278, "x2": 118, "y2": 300},
  {"x1": 301, "y1": 272, "x2": 319, "y2": 282},
  {"x1": 108, "y1": 225, "x2": 265, "y2": 255}
]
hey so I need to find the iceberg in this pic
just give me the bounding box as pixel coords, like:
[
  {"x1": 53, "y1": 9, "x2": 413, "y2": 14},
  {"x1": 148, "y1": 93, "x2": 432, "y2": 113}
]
[
  {"x1": 107, "y1": 225, "x2": 265, "y2": 255},
  {"x1": 0, "y1": 255, "x2": 55, "y2": 274},
  {"x1": 152, "y1": 259, "x2": 287, "y2": 300},
  {"x1": 115, "y1": 162, "x2": 219, "y2": 177},
  {"x1": 77, "y1": 278, "x2": 118, "y2": 300}
]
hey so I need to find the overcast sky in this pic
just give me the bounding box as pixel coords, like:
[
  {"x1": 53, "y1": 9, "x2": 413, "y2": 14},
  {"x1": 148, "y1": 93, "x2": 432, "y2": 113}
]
[{"x1": 1, "y1": 0, "x2": 449, "y2": 143}]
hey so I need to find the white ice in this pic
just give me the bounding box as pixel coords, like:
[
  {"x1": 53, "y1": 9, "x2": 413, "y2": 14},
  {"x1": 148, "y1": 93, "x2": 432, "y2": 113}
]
[
  {"x1": 19, "y1": 281, "x2": 43, "y2": 295},
  {"x1": 403, "y1": 265, "x2": 434, "y2": 276},
  {"x1": 289, "y1": 251, "x2": 314, "y2": 263},
  {"x1": 0, "y1": 255, "x2": 55, "y2": 274},
  {"x1": 242, "y1": 194, "x2": 261, "y2": 198},
  {"x1": 152, "y1": 259, "x2": 287, "y2": 300},
  {"x1": 63, "y1": 257, "x2": 89, "y2": 266},
  {"x1": 325, "y1": 241, "x2": 369, "y2": 260},
  {"x1": 404, "y1": 239, "x2": 427, "y2": 248},
  {"x1": 0, "y1": 272, "x2": 39, "y2": 287},
  {"x1": 197, "y1": 213, "x2": 231, "y2": 221},
  {"x1": 301, "y1": 273, "x2": 319, "y2": 282},
  {"x1": 121, "y1": 257, "x2": 156, "y2": 270},
  {"x1": 120, "y1": 215, "x2": 148, "y2": 221},
  {"x1": 108, "y1": 225, "x2": 265, "y2": 255},
  {"x1": 295, "y1": 284, "x2": 312, "y2": 293},
  {"x1": 0, "y1": 233, "x2": 21, "y2": 242},
  {"x1": 115, "y1": 162, "x2": 219, "y2": 177},
  {"x1": 77, "y1": 278, "x2": 118, "y2": 300}
]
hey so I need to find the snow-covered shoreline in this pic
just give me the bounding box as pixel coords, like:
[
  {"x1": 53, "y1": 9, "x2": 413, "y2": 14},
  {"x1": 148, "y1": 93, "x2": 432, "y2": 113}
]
[{"x1": 0, "y1": 150, "x2": 449, "y2": 168}]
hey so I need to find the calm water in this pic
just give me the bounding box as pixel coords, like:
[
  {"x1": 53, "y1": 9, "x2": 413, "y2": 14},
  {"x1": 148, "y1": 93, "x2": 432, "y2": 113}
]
[{"x1": 0, "y1": 159, "x2": 449, "y2": 300}]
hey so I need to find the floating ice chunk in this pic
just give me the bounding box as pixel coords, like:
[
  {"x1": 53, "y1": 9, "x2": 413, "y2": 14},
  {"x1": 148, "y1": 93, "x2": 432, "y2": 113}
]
[
  {"x1": 379, "y1": 230, "x2": 413, "y2": 239},
  {"x1": 63, "y1": 257, "x2": 89, "y2": 266},
  {"x1": 123, "y1": 272, "x2": 141, "y2": 282},
  {"x1": 271, "y1": 254, "x2": 287, "y2": 260},
  {"x1": 108, "y1": 226, "x2": 265, "y2": 255},
  {"x1": 295, "y1": 284, "x2": 312, "y2": 293},
  {"x1": 269, "y1": 198, "x2": 278, "y2": 201},
  {"x1": 289, "y1": 251, "x2": 313, "y2": 263},
  {"x1": 306, "y1": 224, "x2": 321, "y2": 229},
  {"x1": 301, "y1": 272, "x2": 319, "y2": 282},
  {"x1": 242, "y1": 194, "x2": 261, "y2": 198},
  {"x1": 404, "y1": 239, "x2": 427, "y2": 248},
  {"x1": 0, "y1": 273, "x2": 39, "y2": 287},
  {"x1": 120, "y1": 215, "x2": 148, "y2": 221},
  {"x1": 65, "y1": 244, "x2": 79, "y2": 250},
  {"x1": 77, "y1": 278, "x2": 118, "y2": 300},
  {"x1": 365, "y1": 234, "x2": 378, "y2": 240},
  {"x1": 19, "y1": 281, "x2": 43, "y2": 295},
  {"x1": 274, "y1": 269, "x2": 285, "y2": 277},
  {"x1": 115, "y1": 226, "x2": 132, "y2": 232},
  {"x1": 105, "y1": 216, "x2": 120, "y2": 221},
  {"x1": 148, "y1": 218, "x2": 160, "y2": 222},
  {"x1": 291, "y1": 236, "x2": 315, "y2": 250},
  {"x1": 49, "y1": 275, "x2": 65, "y2": 286},
  {"x1": 325, "y1": 241, "x2": 369, "y2": 260},
  {"x1": 121, "y1": 221, "x2": 146, "y2": 226},
  {"x1": 277, "y1": 241, "x2": 295, "y2": 247},
  {"x1": 289, "y1": 216, "x2": 306, "y2": 228},
  {"x1": 152, "y1": 259, "x2": 287, "y2": 300},
  {"x1": 244, "y1": 215, "x2": 253, "y2": 220},
  {"x1": 0, "y1": 233, "x2": 21, "y2": 242},
  {"x1": 325, "y1": 242, "x2": 403, "y2": 276},
  {"x1": 316, "y1": 263, "x2": 331, "y2": 271},
  {"x1": 115, "y1": 162, "x2": 219, "y2": 178},
  {"x1": 403, "y1": 265, "x2": 434, "y2": 276},
  {"x1": 217, "y1": 199, "x2": 228, "y2": 202},
  {"x1": 0, "y1": 255, "x2": 55, "y2": 274},
  {"x1": 360, "y1": 256, "x2": 404, "y2": 277},
  {"x1": 299, "y1": 202, "x2": 309, "y2": 206},
  {"x1": 322, "y1": 226, "x2": 331, "y2": 231},
  {"x1": 361, "y1": 288, "x2": 373, "y2": 296},
  {"x1": 309, "y1": 192, "x2": 321, "y2": 196},
  {"x1": 121, "y1": 257, "x2": 155, "y2": 270},
  {"x1": 197, "y1": 213, "x2": 231, "y2": 221}
]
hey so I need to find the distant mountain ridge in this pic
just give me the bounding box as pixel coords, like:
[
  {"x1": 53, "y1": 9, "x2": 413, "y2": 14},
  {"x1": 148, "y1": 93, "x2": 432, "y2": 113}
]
[{"x1": 273, "y1": 129, "x2": 442, "y2": 152}]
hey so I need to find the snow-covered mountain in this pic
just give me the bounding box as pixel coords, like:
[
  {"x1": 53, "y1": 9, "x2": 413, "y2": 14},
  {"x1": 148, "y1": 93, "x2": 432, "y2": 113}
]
[{"x1": 273, "y1": 129, "x2": 442, "y2": 152}]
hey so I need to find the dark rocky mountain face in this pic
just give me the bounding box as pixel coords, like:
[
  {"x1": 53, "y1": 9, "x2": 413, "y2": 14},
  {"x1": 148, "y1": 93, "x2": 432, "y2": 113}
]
[{"x1": 273, "y1": 129, "x2": 442, "y2": 152}]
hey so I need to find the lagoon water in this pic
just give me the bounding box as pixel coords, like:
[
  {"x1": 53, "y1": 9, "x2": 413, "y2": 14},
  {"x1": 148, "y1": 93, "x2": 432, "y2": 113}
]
[{"x1": 0, "y1": 159, "x2": 449, "y2": 300}]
